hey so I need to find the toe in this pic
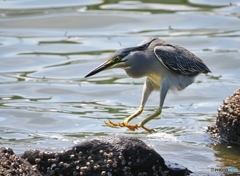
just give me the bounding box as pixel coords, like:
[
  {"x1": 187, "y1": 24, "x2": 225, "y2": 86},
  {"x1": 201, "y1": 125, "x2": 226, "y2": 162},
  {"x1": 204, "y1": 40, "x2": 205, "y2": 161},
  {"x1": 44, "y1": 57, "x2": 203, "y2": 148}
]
[
  {"x1": 138, "y1": 122, "x2": 154, "y2": 133},
  {"x1": 119, "y1": 122, "x2": 127, "y2": 127},
  {"x1": 141, "y1": 125, "x2": 154, "y2": 133},
  {"x1": 151, "y1": 129, "x2": 156, "y2": 133},
  {"x1": 104, "y1": 120, "x2": 119, "y2": 127}
]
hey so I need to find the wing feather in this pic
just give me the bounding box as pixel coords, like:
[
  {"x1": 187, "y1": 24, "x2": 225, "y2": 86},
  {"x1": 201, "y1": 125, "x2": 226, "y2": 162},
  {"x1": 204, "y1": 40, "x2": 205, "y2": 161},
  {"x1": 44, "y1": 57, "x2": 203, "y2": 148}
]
[{"x1": 154, "y1": 44, "x2": 211, "y2": 76}]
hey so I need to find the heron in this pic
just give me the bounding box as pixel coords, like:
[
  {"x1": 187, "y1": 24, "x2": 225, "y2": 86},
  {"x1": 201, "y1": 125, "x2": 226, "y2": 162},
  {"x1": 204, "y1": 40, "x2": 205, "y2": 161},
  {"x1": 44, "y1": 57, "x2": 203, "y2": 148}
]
[{"x1": 85, "y1": 38, "x2": 211, "y2": 133}]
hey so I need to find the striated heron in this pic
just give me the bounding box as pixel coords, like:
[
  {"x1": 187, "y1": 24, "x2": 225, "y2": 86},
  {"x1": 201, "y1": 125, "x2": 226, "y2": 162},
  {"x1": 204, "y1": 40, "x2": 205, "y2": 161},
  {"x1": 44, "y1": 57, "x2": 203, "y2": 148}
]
[{"x1": 85, "y1": 38, "x2": 211, "y2": 133}]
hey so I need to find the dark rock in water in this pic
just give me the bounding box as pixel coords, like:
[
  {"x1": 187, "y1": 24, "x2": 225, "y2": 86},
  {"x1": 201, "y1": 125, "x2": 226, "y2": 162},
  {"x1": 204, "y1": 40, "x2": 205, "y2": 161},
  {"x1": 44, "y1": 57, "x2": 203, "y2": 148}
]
[
  {"x1": 0, "y1": 147, "x2": 41, "y2": 176},
  {"x1": 165, "y1": 161, "x2": 192, "y2": 176},
  {"x1": 207, "y1": 88, "x2": 240, "y2": 145},
  {"x1": 22, "y1": 136, "x2": 191, "y2": 176}
]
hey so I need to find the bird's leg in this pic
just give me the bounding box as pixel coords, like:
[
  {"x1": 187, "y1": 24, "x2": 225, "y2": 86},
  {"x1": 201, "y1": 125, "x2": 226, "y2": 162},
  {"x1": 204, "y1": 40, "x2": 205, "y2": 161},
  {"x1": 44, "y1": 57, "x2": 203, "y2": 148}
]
[
  {"x1": 136, "y1": 78, "x2": 169, "y2": 133},
  {"x1": 137, "y1": 107, "x2": 162, "y2": 133},
  {"x1": 105, "y1": 78, "x2": 154, "y2": 130}
]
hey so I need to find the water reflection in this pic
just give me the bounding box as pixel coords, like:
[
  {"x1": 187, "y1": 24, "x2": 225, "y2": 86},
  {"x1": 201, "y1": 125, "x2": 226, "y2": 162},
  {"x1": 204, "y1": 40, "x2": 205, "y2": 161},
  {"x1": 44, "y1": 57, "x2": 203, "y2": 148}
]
[{"x1": 210, "y1": 143, "x2": 240, "y2": 169}]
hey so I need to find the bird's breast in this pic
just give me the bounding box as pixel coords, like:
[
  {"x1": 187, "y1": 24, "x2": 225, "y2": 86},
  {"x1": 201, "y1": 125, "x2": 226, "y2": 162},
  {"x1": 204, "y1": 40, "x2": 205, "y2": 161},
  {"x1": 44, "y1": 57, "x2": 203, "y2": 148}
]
[
  {"x1": 124, "y1": 67, "x2": 146, "y2": 78},
  {"x1": 147, "y1": 73, "x2": 162, "y2": 90}
]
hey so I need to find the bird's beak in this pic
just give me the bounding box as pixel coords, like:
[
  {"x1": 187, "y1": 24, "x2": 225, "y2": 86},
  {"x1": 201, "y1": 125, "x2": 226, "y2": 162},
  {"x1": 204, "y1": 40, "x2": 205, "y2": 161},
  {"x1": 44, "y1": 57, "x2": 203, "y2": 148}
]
[{"x1": 85, "y1": 60, "x2": 113, "y2": 78}]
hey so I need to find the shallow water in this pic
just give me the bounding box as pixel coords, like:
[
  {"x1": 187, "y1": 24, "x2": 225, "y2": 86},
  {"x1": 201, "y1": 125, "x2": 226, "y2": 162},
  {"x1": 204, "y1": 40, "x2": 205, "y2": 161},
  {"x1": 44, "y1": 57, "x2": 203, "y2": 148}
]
[{"x1": 0, "y1": 0, "x2": 240, "y2": 174}]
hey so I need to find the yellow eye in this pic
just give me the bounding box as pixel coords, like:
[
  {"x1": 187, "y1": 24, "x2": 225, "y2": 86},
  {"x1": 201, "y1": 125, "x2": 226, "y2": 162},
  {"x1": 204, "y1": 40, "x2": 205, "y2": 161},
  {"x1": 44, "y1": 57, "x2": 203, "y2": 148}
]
[{"x1": 114, "y1": 56, "x2": 121, "y2": 62}]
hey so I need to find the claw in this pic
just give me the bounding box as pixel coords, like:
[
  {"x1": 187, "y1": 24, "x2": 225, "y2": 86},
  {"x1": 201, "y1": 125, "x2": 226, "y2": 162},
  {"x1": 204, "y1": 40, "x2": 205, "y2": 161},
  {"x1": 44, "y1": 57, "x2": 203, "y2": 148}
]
[
  {"x1": 151, "y1": 129, "x2": 156, "y2": 133},
  {"x1": 140, "y1": 124, "x2": 156, "y2": 134}
]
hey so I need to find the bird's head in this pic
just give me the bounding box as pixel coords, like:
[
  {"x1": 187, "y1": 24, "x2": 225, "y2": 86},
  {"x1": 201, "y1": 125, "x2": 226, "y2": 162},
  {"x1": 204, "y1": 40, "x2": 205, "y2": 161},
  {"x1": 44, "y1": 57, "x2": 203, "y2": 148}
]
[
  {"x1": 86, "y1": 48, "x2": 134, "y2": 78},
  {"x1": 84, "y1": 38, "x2": 156, "y2": 78}
]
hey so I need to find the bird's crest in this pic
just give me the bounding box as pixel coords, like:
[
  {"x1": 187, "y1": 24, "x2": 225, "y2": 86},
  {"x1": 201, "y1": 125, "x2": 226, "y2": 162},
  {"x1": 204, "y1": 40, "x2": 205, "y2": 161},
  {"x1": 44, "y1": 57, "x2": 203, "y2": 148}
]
[{"x1": 110, "y1": 38, "x2": 158, "y2": 63}]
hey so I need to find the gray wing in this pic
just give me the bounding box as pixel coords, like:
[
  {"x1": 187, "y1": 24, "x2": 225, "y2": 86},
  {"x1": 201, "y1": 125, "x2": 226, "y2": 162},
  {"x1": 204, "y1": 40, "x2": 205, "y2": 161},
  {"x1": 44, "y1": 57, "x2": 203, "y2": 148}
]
[{"x1": 154, "y1": 44, "x2": 211, "y2": 76}]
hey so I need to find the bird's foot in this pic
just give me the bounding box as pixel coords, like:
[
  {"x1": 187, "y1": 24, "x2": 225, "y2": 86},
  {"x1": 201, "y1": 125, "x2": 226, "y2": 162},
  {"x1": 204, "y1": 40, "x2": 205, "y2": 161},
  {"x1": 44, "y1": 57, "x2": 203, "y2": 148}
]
[
  {"x1": 104, "y1": 120, "x2": 155, "y2": 133},
  {"x1": 104, "y1": 120, "x2": 125, "y2": 127},
  {"x1": 141, "y1": 125, "x2": 156, "y2": 134},
  {"x1": 104, "y1": 120, "x2": 138, "y2": 131}
]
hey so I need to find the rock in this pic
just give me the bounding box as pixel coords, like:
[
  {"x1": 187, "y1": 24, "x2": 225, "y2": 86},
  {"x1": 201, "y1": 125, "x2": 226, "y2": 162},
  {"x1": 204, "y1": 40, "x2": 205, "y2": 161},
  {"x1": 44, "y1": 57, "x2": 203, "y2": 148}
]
[
  {"x1": 22, "y1": 136, "x2": 191, "y2": 176},
  {"x1": 0, "y1": 147, "x2": 41, "y2": 176},
  {"x1": 207, "y1": 88, "x2": 240, "y2": 144}
]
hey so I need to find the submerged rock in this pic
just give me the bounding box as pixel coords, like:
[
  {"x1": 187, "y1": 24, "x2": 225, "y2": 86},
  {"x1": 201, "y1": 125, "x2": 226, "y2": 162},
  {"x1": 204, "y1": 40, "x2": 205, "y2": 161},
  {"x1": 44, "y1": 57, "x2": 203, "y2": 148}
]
[
  {"x1": 207, "y1": 88, "x2": 240, "y2": 144},
  {"x1": 0, "y1": 147, "x2": 41, "y2": 176},
  {"x1": 22, "y1": 136, "x2": 191, "y2": 176}
]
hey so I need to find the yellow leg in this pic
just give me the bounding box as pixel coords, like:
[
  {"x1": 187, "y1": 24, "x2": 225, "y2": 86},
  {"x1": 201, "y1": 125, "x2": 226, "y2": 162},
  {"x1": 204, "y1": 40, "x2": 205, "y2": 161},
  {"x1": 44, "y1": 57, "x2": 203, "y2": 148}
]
[
  {"x1": 137, "y1": 108, "x2": 162, "y2": 133},
  {"x1": 105, "y1": 77, "x2": 158, "y2": 132}
]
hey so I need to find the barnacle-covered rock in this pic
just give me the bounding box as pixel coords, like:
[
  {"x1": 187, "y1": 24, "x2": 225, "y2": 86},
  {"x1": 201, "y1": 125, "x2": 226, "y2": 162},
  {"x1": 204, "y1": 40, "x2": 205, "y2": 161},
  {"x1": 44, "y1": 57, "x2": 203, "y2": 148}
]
[
  {"x1": 0, "y1": 147, "x2": 41, "y2": 176},
  {"x1": 22, "y1": 136, "x2": 191, "y2": 176},
  {"x1": 207, "y1": 88, "x2": 240, "y2": 144}
]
